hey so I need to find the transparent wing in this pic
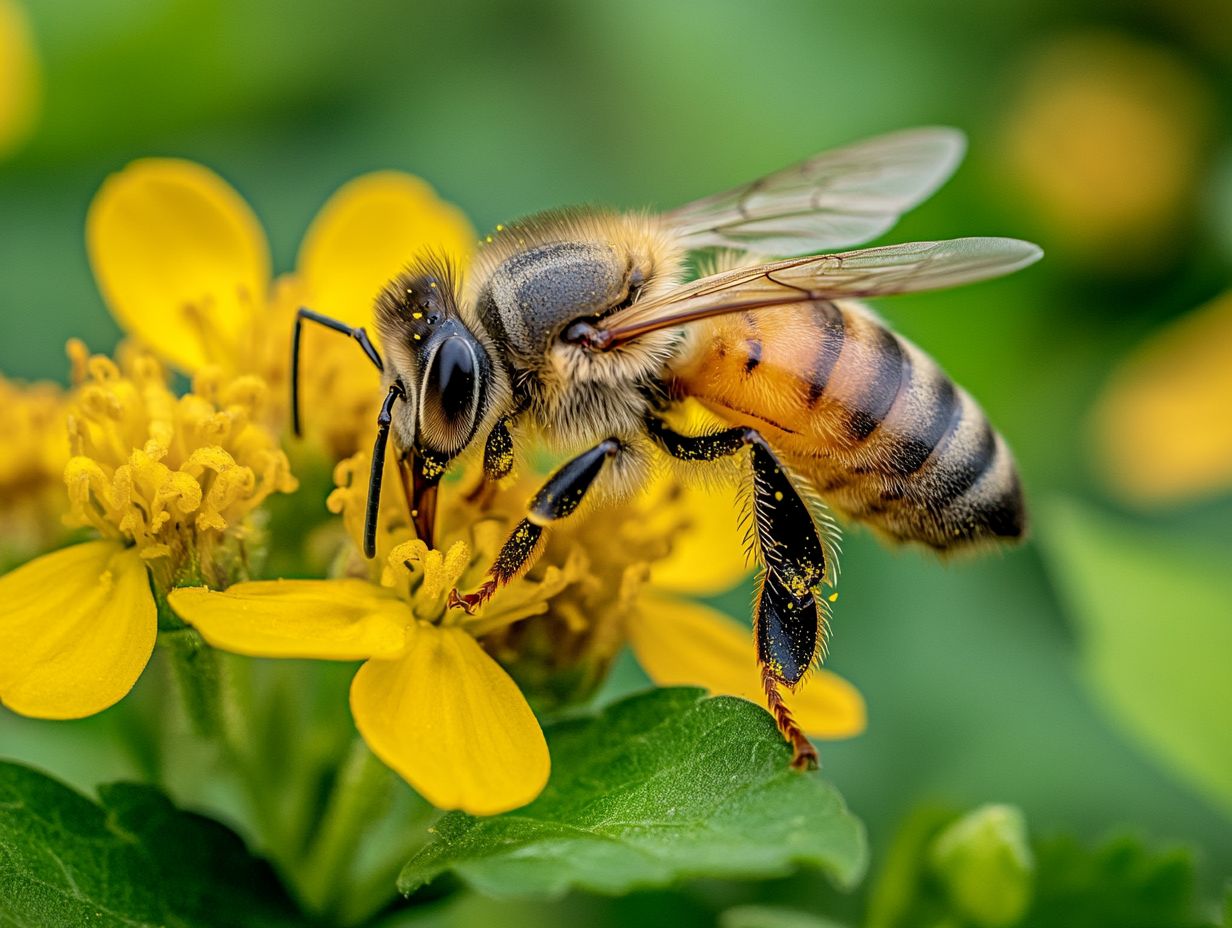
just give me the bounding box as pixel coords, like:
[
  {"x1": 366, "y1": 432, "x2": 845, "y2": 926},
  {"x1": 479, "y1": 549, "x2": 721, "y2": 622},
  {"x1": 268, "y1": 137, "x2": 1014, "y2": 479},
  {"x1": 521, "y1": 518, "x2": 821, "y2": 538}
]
[
  {"x1": 599, "y1": 238, "x2": 1042, "y2": 345},
  {"x1": 662, "y1": 127, "x2": 966, "y2": 257}
]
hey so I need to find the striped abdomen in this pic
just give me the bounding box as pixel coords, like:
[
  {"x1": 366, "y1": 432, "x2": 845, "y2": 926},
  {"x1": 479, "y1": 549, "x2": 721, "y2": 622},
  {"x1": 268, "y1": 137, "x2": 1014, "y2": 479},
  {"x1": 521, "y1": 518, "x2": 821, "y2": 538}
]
[{"x1": 670, "y1": 300, "x2": 1025, "y2": 550}]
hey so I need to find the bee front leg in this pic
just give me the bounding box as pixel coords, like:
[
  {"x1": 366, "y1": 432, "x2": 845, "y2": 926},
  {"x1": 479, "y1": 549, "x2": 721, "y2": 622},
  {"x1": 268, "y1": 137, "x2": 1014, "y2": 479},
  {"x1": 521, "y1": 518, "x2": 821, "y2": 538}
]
[
  {"x1": 646, "y1": 416, "x2": 825, "y2": 770},
  {"x1": 463, "y1": 417, "x2": 517, "y2": 506},
  {"x1": 448, "y1": 438, "x2": 621, "y2": 613}
]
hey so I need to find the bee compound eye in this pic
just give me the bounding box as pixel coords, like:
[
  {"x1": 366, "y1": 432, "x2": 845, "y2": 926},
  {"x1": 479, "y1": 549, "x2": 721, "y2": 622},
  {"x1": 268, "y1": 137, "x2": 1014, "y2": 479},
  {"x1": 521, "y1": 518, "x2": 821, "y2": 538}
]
[{"x1": 427, "y1": 337, "x2": 476, "y2": 424}]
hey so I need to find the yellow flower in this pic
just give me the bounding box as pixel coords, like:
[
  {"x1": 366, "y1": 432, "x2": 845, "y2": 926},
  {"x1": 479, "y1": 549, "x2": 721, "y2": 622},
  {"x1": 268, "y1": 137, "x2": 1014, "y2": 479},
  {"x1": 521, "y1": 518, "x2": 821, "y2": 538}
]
[
  {"x1": 1092, "y1": 290, "x2": 1232, "y2": 504},
  {"x1": 169, "y1": 454, "x2": 570, "y2": 816},
  {"x1": 0, "y1": 345, "x2": 297, "y2": 719},
  {"x1": 0, "y1": 0, "x2": 40, "y2": 159},
  {"x1": 0, "y1": 373, "x2": 69, "y2": 561},
  {"x1": 1000, "y1": 32, "x2": 1213, "y2": 269},
  {"x1": 169, "y1": 446, "x2": 864, "y2": 815},
  {"x1": 86, "y1": 160, "x2": 475, "y2": 457}
]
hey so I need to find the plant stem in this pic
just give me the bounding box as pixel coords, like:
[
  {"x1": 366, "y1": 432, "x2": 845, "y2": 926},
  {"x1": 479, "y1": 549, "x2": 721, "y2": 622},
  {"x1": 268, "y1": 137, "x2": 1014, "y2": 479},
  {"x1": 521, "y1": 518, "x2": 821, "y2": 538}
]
[
  {"x1": 296, "y1": 739, "x2": 394, "y2": 918},
  {"x1": 161, "y1": 627, "x2": 224, "y2": 738}
]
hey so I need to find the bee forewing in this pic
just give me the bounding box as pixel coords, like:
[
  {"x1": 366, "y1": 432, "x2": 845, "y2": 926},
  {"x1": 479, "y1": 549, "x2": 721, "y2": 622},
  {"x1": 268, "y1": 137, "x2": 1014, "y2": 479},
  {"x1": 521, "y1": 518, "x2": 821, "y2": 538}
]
[
  {"x1": 663, "y1": 127, "x2": 966, "y2": 256},
  {"x1": 602, "y1": 238, "x2": 1042, "y2": 340},
  {"x1": 772, "y1": 236, "x2": 1046, "y2": 297}
]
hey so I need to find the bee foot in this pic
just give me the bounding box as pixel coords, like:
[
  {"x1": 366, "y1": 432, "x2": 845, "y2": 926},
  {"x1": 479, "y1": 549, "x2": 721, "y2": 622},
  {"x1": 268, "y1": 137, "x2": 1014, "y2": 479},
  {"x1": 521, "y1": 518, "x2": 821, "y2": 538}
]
[
  {"x1": 447, "y1": 581, "x2": 497, "y2": 614},
  {"x1": 790, "y1": 739, "x2": 819, "y2": 771}
]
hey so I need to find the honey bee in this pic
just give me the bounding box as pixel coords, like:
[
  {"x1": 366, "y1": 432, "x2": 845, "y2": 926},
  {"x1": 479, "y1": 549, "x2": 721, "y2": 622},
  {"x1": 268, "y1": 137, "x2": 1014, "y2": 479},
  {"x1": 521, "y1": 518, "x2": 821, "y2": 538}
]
[{"x1": 292, "y1": 127, "x2": 1041, "y2": 767}]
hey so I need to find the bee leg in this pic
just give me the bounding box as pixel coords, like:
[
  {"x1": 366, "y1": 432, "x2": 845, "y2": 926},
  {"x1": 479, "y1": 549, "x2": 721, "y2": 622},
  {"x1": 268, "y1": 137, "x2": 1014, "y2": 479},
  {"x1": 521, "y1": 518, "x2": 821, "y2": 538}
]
[
  {"x1": 483, "y1": 417, "x2": 516, "y2": 481},
  {"x1": 292, "y1": 307, "x2": 383, "y2": 437},
  {"x1": 465, "y1": 417, "x2": 517, "y2": 506},
  {"x1": 448, "y1": 438, "x2": 621, "y2": 613},
  {"x1": 646, "y1": 417, "x2": 824, "y2": 769}
]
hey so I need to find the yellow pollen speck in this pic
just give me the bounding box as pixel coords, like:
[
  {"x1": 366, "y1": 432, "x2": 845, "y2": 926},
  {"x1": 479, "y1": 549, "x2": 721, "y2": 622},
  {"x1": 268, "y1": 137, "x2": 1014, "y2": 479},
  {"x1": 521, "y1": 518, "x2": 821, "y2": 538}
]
[
  {"x1": 413, "y1": 333, "x2": 421, "y2": 340},
  {"x1": 774, "y1": 491, "x2": 784, "y2": 501},
  {"x1": 828, "y1": 592, "x2": 839, "y2": 602},
  {"x1": 495, "y1": 224, "x2": 505, "y2": 232},
  {"x1": 430, "y1": 281, "x2": 437, "y2": 288}
]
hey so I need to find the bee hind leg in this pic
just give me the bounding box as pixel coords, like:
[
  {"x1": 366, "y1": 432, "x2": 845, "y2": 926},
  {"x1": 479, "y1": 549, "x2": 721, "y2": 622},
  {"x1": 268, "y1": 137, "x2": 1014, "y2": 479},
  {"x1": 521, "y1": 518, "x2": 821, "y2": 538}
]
[
  {"x1": 448, "y1": 437, "x2": 621, "y2": 613},
  {"x1": 646, "y1": 416, "x2": 826, "y2": 769}
]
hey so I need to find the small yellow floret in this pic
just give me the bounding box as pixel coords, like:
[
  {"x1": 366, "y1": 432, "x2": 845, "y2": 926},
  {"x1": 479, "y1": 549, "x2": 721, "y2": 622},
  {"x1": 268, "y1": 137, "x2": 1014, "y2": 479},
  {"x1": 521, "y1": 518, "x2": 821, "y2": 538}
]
[{"x1": 63, "y1": 343, "x2": 297, "y2": 588}]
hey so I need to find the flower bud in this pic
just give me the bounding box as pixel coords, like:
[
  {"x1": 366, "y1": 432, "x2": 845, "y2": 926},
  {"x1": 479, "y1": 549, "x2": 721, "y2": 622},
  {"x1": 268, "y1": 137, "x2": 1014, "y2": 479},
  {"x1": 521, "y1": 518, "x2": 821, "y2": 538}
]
[{"x1": 929, "y1": 804, "x2": 1034, "y2": 927}]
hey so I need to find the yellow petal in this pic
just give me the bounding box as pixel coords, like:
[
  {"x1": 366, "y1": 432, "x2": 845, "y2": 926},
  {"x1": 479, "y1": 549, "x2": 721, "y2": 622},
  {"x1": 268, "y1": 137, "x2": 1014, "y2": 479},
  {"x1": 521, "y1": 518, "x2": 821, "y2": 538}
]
[
  {"x1": 87, "y1": 159, "x2": 271, "y2": 372},
  {"x1": 0, "y1": 541, "x2": 155, "y2": 719},
  {"x1": 351, "y1": 623, "x2": 549, "y2": 814},
  {"x1": 1093, "y1": 290, "x2": 1232, "y2": 504},
  {"x1": 645, "y1": 476, "x2": 751, "y2": 597},
  {"x1": 0, "y1": 0, "x2": 40, "y2": 158},
  {"x1": 168, "y1": 579, "x2": 408, "y2": 660},
  {"x1": 629, "y1": 593, "x2": 866, "y2": 739},
  {"x1": 297, "y1": 172, "x2": 476, "y2": 327}
]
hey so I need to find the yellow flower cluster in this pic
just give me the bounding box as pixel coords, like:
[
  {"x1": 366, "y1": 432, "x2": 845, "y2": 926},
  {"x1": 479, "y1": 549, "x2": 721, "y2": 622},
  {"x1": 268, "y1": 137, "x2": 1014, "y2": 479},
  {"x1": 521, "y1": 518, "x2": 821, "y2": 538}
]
[
  {"x1": 3, "y1": 156, "x2": 866, "y2": 819},
  {"x1": 1093, "y1": 290, "x2": 1232, "y2": 504},
  {"x1": 0, "y1": 345, "x2": 296, "y2": 720},
  {"x1": 171, "y1": 448, "x2": 865, "y2": 814},
  {"x1": 0, "y1": 0, "x2": 40, "y2": 159},
  {"x1": 63, "y1": 343, "x2": 297, "y2": 589},
  {"x1": 0, "y1": 374, "x2": 68, "y2": 560},
  {"x1": 1001, "y1": 31, "x2": 1212, "y2": 268}
]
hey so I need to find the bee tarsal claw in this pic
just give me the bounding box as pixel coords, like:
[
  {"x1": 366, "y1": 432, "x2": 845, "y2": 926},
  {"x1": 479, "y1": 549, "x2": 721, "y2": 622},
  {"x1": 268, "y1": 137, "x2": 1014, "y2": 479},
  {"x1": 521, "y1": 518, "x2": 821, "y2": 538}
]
[
  {"x1": 448, "y1": 581, "x2": 496, "y2": 614},
  {"x1": 790, "y1": 740, "x2": 820, "y2": 771}
]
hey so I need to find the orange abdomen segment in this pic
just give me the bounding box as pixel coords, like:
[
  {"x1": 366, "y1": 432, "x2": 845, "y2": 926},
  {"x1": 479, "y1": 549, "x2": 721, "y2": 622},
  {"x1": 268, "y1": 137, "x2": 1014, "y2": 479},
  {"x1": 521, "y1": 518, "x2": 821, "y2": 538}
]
[{"x1": 670, "y1": 300, "x2": 1025, "y2": 550}]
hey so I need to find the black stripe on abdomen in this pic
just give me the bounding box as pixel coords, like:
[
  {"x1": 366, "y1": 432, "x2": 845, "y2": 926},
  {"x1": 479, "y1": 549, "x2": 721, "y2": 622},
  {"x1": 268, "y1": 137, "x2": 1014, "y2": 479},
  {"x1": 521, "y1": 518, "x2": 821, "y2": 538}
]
[
  {"x1": 885, "y1": 375, "x2": 958, "y2": 476},
  {"x1": 843, "y1": 326, "x2": 905, "y2": 442},
  {"x1": 805, "y1": 301, "x2": 845, "y2": 406},
  {"x1": 930, "y1": 412, "x2": 997, "y2": 507}
]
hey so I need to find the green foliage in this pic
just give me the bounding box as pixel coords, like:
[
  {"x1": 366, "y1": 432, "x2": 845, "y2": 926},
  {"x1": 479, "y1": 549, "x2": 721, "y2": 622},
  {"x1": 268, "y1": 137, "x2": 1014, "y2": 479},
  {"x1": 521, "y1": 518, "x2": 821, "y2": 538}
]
[
  {"x1": 399, "y1": 688, "x2": 867, "y2": 900},
  {"x1": 0, "y1": 761, "x2": 302, "y2": 928},
  {"x1": 719, "y1": 906, "x2": 850, "y2": 928},
  {"x1": 1026, "y1": 833, "x2": 1201, "y2": 928},
  {"x1": 929, "y1": 805, "x2": 1033, "y2": 927},
  {"x1": 1041, "y1": 499, "x2": 1232, "y2": 818},
  {"x1": 866, "y1": 801, "x2": 1209, "y2": 928}
]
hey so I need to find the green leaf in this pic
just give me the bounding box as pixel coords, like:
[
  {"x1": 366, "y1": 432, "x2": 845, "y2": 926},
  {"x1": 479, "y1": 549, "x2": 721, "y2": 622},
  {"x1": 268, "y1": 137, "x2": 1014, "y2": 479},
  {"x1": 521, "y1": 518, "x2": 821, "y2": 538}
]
[
  {"x1": 1024, "y1": 833, "x2": 1201, "y2": 928},
  {"x1": 399, "y1": 688, "x2": 866, "y2": 899},
  {"x1": 1039, "y1": 498, "x2": 1232, "y2": 818},
  {"x1": 0, "y1": 761, "x2": 304, "y2": 928},
  {"x1": 719, "y1": 905, "x2": 851, "y2": 928}
]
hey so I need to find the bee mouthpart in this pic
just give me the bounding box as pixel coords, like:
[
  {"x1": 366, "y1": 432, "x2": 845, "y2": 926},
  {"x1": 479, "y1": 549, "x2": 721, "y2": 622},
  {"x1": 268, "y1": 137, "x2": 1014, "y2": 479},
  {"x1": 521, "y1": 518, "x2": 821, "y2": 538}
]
[{"x1": 561, "y1": 320, "x2": 613, "y2": 352}]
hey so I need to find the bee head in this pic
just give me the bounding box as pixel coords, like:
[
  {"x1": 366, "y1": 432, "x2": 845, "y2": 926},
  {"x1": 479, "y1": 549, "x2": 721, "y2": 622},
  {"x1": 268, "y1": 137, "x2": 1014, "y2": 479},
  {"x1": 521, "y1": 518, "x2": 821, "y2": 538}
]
[{"x1": 374, "y1": 257, "x2": 492, "y2": 457}]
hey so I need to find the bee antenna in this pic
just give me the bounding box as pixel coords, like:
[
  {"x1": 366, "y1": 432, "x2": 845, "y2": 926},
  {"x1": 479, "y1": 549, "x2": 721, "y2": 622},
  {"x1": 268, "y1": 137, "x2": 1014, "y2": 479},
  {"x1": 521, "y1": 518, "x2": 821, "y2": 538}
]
[{"x1": 365, "y1": 381, "x2": 405, "y2": 559}]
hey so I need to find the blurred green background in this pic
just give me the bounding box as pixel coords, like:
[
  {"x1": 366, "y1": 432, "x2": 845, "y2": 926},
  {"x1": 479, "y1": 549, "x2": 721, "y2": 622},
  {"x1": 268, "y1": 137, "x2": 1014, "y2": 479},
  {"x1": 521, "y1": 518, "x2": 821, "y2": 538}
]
[{"x1": 2, "y1": 0, "x2": 1230, "y2": 925}]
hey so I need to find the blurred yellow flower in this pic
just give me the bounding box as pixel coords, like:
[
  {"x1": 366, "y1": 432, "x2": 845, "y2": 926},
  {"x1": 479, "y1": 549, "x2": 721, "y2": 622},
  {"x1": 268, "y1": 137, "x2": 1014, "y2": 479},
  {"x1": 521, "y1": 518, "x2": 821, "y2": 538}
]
[
  {"x1": 86, "y1": 160, "x2": 475, "y2": 457},
  {"x1": 0, "y1": 0, "x2": 40, "y2": 158},
  {"x1": 0, "y1": 345, "x2": 297, "y2": 719},
  {"x1": 0, "y1": 374, "x2": 69, "y2": 560},
  {"x1": 170, "y1": 445, "x2": 864, "y2": 814},
  {"x1": 1093, "y1": 290, "x2": 1232, "y2": 504},
  {"x1": 1001, "y1": 32, "x2": 1212, "y2": 268}
]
